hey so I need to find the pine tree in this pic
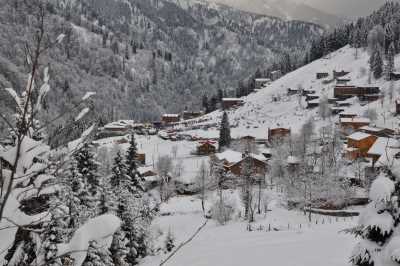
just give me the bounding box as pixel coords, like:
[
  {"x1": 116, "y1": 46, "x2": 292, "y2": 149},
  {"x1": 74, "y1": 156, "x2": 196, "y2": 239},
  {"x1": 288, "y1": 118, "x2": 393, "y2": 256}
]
[
  {"x1": 370, "y1": 48, "x2": 383, "y2": 79},
  {"x1": 218, "y1": 112, "x2": 231, "y2": 151},
  {"x1": 110, "y1": 230, "x2": 129, "y2": 266},
  {"x1": 125, "y1": 134, "x2": 144, "y2": 195},
  {"x1": 385, "y1": 42, "x2": 396, "y2": 80},
  {"x1": 83, "y1": 240, "x2": 114, "y2": 266},
  {"x1": 75, "y1": 143, "x2": 100, "y2": 199},
  {"x1": 350, "y1": 172, "x2": 400, "y2": 266}
]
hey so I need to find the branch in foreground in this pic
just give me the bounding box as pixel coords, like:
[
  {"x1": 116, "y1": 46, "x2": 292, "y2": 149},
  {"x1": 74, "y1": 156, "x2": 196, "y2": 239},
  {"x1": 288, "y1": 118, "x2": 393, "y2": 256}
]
[{"x1": 160, "y1": 219, "x2": 208, "y2": 266}]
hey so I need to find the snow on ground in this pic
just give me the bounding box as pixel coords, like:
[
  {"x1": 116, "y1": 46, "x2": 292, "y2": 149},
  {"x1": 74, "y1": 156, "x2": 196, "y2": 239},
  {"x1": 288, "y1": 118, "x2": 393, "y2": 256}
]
[
  {"x1": 95, "y1": 135, "x2": 208, "y2": 184},
  {"x1": 176, "y1": 46, "x2": 400, "y2": 139},
  {"x1": 141, "y1": 193, "x2": 357, "y2": 266}
]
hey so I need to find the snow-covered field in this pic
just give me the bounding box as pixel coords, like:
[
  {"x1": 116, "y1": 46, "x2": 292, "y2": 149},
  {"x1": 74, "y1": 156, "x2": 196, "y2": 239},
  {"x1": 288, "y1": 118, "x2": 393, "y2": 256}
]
[{"x1": 141, "y1": 194, "x2": 356, "y2": 266}]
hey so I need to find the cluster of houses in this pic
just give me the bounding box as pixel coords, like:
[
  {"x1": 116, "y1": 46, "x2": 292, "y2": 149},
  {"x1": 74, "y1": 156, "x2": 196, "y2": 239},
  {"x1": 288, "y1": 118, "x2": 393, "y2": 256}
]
[
  {"x1": 97, "y1": 120, "x2": 157, "y2": 139},
  {"x1": 340, "y1": 115, "x2": 400, "y2": 168}
]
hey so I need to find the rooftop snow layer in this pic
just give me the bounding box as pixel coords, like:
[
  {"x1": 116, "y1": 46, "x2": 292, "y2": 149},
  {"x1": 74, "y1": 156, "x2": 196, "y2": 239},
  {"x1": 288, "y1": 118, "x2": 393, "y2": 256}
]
[{"x1": 347, "y1": 132, "x2": 372, "y2": 141}]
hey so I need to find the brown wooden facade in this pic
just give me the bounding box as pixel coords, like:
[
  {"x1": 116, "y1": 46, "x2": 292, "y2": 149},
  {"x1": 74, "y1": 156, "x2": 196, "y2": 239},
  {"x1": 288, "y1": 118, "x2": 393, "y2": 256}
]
[
  {"x1": 197, "y1": 142, "x2": 217, "y2": 155},
  {"x1": 346, "y1": 134, "x2": 377, "y2": 160}
]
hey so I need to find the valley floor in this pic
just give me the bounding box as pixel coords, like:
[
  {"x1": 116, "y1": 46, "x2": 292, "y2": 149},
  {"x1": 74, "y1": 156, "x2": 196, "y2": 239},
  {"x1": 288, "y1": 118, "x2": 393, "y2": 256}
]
[{"x1": 141, "y1": 195, "x2": 357, "y2": 266}]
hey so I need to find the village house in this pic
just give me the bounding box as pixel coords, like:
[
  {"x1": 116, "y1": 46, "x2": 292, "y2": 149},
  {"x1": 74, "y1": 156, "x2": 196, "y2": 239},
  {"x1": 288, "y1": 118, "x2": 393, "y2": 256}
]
[
  {"x1": 136, "y1": 152, "x2": 146, "y2": 165},
  {"x1": 305, "y1": 94, "x2": 319, "y2": 101},
  {"x1": 287, "y1": 155, "x2": 301, "y2": 174},
  {"x1": 138, "y1": 166, "x2": 158, "y2": 190},
  {"x1": 390, "y1": 72, "x2": 400, "y2": 81},
  {"x1": 197, "y1": 140, "x2": 217, "y2": 155},
  {"x1": 255, "y1": 78, "x2": 271, "y2": 90},
  {"x1": 339, "y1": 112, "x2": 357, "y2": 119},
  {"x1": 396, "y1": 99, "x2": 400, "y2": 115},
  {"x1": 316, "y1": 72, "x2": 329, "y2": 79},
  {"x1": 367, "y1": 137, "x2": 400, "y2": 165},
  {"x1": 307, "y1": 99, "x2": 319, "y2": 109},
  {"x1": 161, "y1": 114, "x2": 180, "y2": 124},
  {"x1": 336, "y1": 76, "x2": 351, "y2": 85},
  {"x1": 182, "y1": 111, "x2": 203, "y2": 120},
  {"x1": 346, "y1": 132, "x2": 377, "y2": 160},
  {"x1": 213, "y1": 150, "x2": 267, "y2": 177},
  {"x1": 287, "y1": 88, "x2": 301, "y2": 96},
  {"x1": 330, "y1": 107, "x2": 345, "y2": 115},
  {"x1": 267, "y1": 127, "x2": 291, "y2": 143},
  {"x1": 228, "y1": 154, "x2": 268, "y2": 177},
  {"x1": 222, "y1": 98, "x2": 244, "y2": 110},
  {"x1": 98, "y1": 120, "x2": 134, "y2": 138},
  {"x1": 359, "y1": 126, "x2": 395, "y2": 138},
  {"x1": 340, "y1": 117, "x2": 370, "y2": 132},
  {"x1": 214, "y1": 150, "x2": 244, "y2": 168},
  {"x1": 270, "y1": 70, "x2": 282, "y2": 81},
  {"x1": 333, "y1": 70, "x2": 350, "y2": 79},
  {"x1": 334, "y1": 85, "x2": 380, "y2": 100}
]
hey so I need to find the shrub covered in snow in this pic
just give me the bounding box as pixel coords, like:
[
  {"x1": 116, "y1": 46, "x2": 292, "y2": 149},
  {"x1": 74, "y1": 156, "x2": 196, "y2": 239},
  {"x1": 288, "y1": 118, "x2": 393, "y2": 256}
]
[{"x1": 350, "y1": 172, "x2": 400, "y2": 266}]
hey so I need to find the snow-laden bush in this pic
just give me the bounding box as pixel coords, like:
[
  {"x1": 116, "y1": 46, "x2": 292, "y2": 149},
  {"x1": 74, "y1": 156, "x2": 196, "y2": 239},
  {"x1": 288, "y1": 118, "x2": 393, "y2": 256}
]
[
  {"x1": 210, "y1": 190, "x2": 240, "y2": 225},
  {"x1": 350, "y1": 172, "x2": 400, "y2": 266}
]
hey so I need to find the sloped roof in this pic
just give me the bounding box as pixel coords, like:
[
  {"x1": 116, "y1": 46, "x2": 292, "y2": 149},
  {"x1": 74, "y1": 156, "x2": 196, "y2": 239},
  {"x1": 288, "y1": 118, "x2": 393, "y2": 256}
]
[{"x1": 347, "y1": 132, "x2": 372, "y2": 141}]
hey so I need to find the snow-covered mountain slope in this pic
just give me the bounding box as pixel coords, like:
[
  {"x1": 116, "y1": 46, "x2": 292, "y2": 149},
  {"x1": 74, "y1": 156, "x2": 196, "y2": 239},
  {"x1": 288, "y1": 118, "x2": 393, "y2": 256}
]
[
  {"x1": 178, "y1": 46, "x2": 399, "y2": 139},
  {"x1": 299, "y1": 0, "x2": 400, "y2": 19},
  {"x1": 183, "y1": 0, "x2": 344, "y2": 27}
]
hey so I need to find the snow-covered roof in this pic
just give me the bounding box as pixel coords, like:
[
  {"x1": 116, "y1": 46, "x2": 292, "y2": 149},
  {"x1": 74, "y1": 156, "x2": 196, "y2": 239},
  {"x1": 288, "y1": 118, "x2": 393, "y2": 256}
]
[
  {"x1": 347, "y1": 132, "x2": 372, "y2": 141},
  {"x1": 368, "y1": 137, "x2": 400, "y2": 156},
  {"x1": 216, "y1": 150, "x2": 243, "y2": 163},
  {"x1": 360, "y1": 126, "x2": 384, "y2": 132},
  {"x1": 163, "y1": 114, "x2": 180, "y2": 118},
  {"x1": 287, "y1": 155, "x2": 300, "y2": 164},
  {"x1": 222, "y1": 98, "x2": 243, "y2": 101},
  {"x1": 216, "y1": 150, "x2": 266, "y2": 164},
  {"x1": 340, "y1": 117, "x2": 370, "y2": 124},
  {"x1": 138, "y1": 166, "x2": 157, "y2": 175},
  {"x1": 255, "y1": 78, "x2": 271, "y2": 82}
]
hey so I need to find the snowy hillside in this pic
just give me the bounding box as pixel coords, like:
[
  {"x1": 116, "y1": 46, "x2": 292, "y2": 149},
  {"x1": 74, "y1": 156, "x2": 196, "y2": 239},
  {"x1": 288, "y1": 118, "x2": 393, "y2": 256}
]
[
  {"x1": 180, "y1": 0, "x2": 344, "y2": 27},
  {"x1": 178, "y1": 45, "x2": 399, "y2": 139}
]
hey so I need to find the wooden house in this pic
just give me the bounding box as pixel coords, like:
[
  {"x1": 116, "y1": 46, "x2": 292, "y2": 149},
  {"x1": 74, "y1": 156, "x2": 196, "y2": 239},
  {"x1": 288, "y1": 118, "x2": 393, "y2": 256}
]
[
  {"x1": 255, "y1": 78, "x2": 271, "y2": 89},
  {"x1": 197, "y1": 140, "x2": 217, "y2": 155},
  {"x1": 340, "y1": 117, "x2": 370, "y2": 132},
  {"x1": 182, "y1": 111, "x2": 203, "y2": 120},
  {"x1": 330, "y1": 107, "x2": 345, "y2": 115},
  {"x1": 396, "y1": 99, "x2": 400, "y2": 115},
  {"x1": 222, "y1": 98, "x2": 244, "y2": 110},
  {"x1": 138, "y1": 167, "x2": 157, "y2": 178},
  {"x1": 287, "y1": 88, "x2": 300, "y2": 96},
  {"x1": 302, "y1": 89, "x2": 316, "y2": 96},
  {"x1": 334, "y1": 86, "x2": 380, "y2": 100},
  {"x1": 307, "y1": 99, "x2": 319, "y2": 109},
  {"x1": 287, "y1": 155, "x2": 301, "y2": 174},
  {"x1": 305, "y1": 94, "x2": 319, "y2": 101},
  {"x1": 316, "y1": 72, "x2": 329, "y2": 79},
  {"x1": 359, "y1": 126, "x2": 395, "y2": 138},
  {"x1": 228, "y1": 154, "x2": 268, "y2": 177},
  {"x1": 270, "y1": 70, "x2": 282, "y2": 81},
  {"x1": 336, "y1": 77, "x2": 351, "y2": 85},
  {"x1": 333, "y1": 70, "x2": 350, "y2": 79},
  {"x1": 390, "y1": 72, "x2": 400, "y2": 81},
  {"x1": 267, "y1": 127, "x2": 291, "y2": 143},
  {"x1": 136, "y1": 152, "x2": 146, "y2": 165},
  {"x1": 339, "y1": 112, "x2": 357, "y2": 119},
  {"x1": 346, "y1": 132, "x2": 377, "y2": 160},
  {"x1": 161, "y1": 114, "x2": 180, "y2": 124}
]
